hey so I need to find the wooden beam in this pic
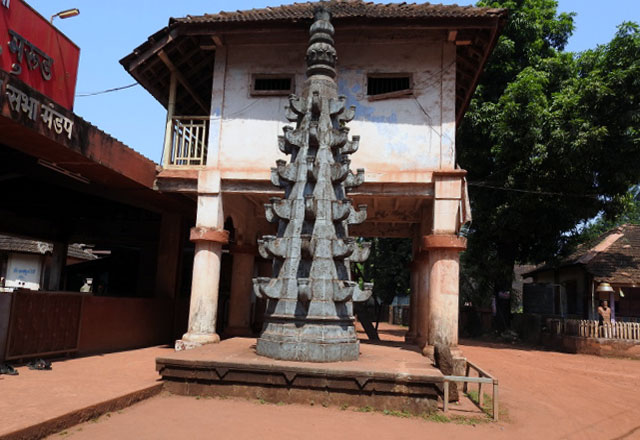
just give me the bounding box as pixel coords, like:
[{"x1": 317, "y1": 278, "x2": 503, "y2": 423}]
[
  {"x1": 219, "y1": 180, "x2": 434, "y2": 198},
  {"x1": 158, "y1": 50, "x2": 209, "y2": 113},
  {"x1": 348, "y1": 182, "x2": 434, "y2": 198},
  {"x1": 171, "y1": 48, "x2": 202, "y2": 70},
  {"x1": 156, "y1": 176, "x2": 199, "y2": 193},
  {"x1": 212, "y1": 34, "x2": 223, "y2": 47},
  {"x1": 125, "y1": 29, "x2": 178, "y2": 73},
  {"x1": 457, "y1": 52, "x2": 479, "y2": 72},
  {"x1": 457, "y1": 65, "x2": 475, "y2": 82},
  {"x1": 447, "y1": 30, "x2": 458, "y2": 42},
  {"x1": 467, "y1": 45, "x2": 485, "y2": 60},
  {"x1": 363, "y1": 213, "x2": 420, "y2": 224},
  {"x1": 178, "y1": 22, "x2": 501, "y2": 38},
  {"x1": 457, "y1": 20, "x2": 501, "y2": 127},
  {"x1": 350, "y1": 222, "x2": 413, "y2": 238}
]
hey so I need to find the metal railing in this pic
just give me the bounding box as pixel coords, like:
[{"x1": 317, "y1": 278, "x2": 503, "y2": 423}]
[
  {"x1": 547, "y1": 318, "x2": 640, "y2": 341},
  {"x1": 163, "y1": 116, "x2": 209, "y2": 167},
  {"x1": 443, "y1": 360, "x2": 499, "y2": 421}
]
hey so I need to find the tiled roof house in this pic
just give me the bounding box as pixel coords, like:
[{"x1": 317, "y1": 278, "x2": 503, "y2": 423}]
[{"x1": 525, "y1": 225, "x2": 640, "y2": 320}]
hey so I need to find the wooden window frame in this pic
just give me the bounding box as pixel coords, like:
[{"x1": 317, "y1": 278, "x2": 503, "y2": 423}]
[
  {"x1": 366, "y1": 73, "x2": 413, "y2": 101},
  {"x1": 250, "y1": 73, "x2": 295, "y2": 96}
]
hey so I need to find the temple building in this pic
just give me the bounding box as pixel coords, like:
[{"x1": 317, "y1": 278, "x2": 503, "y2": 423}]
[
  {"x1": 0, "y1": 0, "x2": 195, "y2": 362},
  {"x1": 120, "y1": 1, "x2": 506, "y2": 357}
]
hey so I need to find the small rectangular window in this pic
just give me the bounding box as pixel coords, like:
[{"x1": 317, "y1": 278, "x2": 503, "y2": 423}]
[
  {"x1": 367, "y1": 74, "x2": 412, "y2": 100},
  {"x1": 251, "y1": 74, "x2": 295, "y2": 96}
]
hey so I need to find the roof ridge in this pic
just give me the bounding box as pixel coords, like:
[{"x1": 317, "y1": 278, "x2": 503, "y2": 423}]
[
  {"x1": 169, "y1": 1, "x2": 506, "y2": 25},
  {"x1": 576, "y1": 232, "x2": 624, "y2": 265}
]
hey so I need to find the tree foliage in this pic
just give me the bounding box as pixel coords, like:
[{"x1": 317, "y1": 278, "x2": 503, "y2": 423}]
[
  {"x1": 354, "y1": 238, "x2": 412, "y2": 305},
  {"x1": 568, "y1": 186, "x2": 640, "y2": 250},
  {"x1": 459, "y1": 0, "x2": 640, "y2": 302}
]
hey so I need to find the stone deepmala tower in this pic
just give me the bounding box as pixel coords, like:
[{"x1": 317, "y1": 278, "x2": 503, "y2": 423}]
[{"x1": 253, "y1": 8, "x2": 373, "y2": 362}]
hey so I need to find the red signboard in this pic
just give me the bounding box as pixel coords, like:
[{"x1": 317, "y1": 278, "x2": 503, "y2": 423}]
[{"x1": 0, "y1": 0, "x2": 80, "y2": 110}]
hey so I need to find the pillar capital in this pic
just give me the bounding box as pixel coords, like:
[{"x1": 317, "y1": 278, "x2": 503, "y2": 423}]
[
  {"x1": 421, "y1": 234, "x2": 466, "y2": 252},
  {"x1": 190, "y1": 226, "x2": 229, "y2": 244}
]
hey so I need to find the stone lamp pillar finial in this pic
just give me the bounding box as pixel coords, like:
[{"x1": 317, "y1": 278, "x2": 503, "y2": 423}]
[{"x1": 306, "y1": 7, "x2": 337, "y2": 79}]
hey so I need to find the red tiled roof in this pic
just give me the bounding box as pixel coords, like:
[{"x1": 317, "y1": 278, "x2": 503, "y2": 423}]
[
  {"x1": 527, "y1": 225, "x2": 640, "y2": 284},
  {"x1": 170, "y1": 1, "x2": 505, "y2": 25},
  {"x1": 585, "y1": 225, "x2": 640, "y2": 284}
]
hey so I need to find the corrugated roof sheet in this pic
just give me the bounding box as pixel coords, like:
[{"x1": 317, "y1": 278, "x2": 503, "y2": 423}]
[
  {"x1": 0, "y1": 235, "x2": 97, "y2": 261},
  {"x1": 170, "y1": 1, "x2": 505, "y2": 25}
]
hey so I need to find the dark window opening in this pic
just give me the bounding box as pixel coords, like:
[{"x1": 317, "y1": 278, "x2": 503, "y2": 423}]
[
  {"x1": 251, "y1": 74, "x2": 294, "y2": 96},
  {"x1": 367, "y1": 75, "x2": 411, "y2": 97},
  {"x1": 254, "y1": 77, "x2": 291, "y2": 91},
  {"x1": 565, "y1": 280, "x2": 577, "y2": 315}
]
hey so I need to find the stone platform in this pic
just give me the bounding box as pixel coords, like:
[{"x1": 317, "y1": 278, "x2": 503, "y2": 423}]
[{"x1": 156, "y1": 338, "x2": 443, "y2": 414}]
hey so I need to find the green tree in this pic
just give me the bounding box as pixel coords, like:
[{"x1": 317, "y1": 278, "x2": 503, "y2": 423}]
[
  {"x1": 354, "y1": 238, "x2": 412, "y2": 305},
  {"x1": 458, "y1": 0, "x2": 640, "y2": 304},
  {"x1": 569, "y1": 186, "x2": 640, "y2": 249}
]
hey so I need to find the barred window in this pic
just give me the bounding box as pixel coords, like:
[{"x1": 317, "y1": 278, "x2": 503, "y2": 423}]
[
  {"x1": 367, "y1": 74, "x2": 412, "y2": 99},
  {"x1": 251, "y1": 74, "x2": 295, "y2": 96}
]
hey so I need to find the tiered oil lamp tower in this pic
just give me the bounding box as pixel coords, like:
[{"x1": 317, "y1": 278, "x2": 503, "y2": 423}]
[{"x1": 253, "y1": 8, "x2": 373, "y2": 362}]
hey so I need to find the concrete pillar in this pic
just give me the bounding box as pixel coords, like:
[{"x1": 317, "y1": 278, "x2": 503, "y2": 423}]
[
  {"x1": 413, "y1": 207, "x2": 432, "y2": 350},
  {"x1": 405, "y1": 261, "x2": 419, "y2": 343},
  {"x1": 175, "y1": 40, "x2": 229, "y2": 350},
  {"x1": 422, "y1": 235, "x2": 466, "y2": 349},
  {"x1": 425, "y1": 166, "x2": 468, "y2": 373},
  {"x1": 155, "y1": 213, "x2": 183, "y2": 299},
  {"x1": 225, "y1": 245, "x2": 256, "y2": 337},
  {"x1": 415, "y1": 253, "x2": 430, "y2": 349},
  {"x1": 176, "y1": 169, "x2": 228, "y2": 350},
  {"x1": 46, "y1": 241, "x2": 67, "y2": 291},
  {"x1": 610, "y1": 291, "x2": 616, "y2": 321},
  {"x1": 252, "y1": 259, "x2": 271, "y2": 333}
]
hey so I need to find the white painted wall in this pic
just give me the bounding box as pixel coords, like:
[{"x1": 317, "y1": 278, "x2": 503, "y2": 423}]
[
  {"x1": 5, "y1": 253, "x2": 43, "y2": 290},
  {"x1": 212, "y1": 34, "x2": 456, "y2": 184}
]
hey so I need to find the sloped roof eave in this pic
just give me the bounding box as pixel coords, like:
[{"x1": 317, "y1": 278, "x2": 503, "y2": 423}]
[{"x1": 119, "y1": 1, "x2": 507, "y2": 120}]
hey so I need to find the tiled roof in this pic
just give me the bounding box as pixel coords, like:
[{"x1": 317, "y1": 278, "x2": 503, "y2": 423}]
[
  {"x1": 171, "y1": 1, "x2": 505, "y2": 25},
  {"x1": 0, "y1": 235, "x2": 97, "y2": 261},
  {"x1": 527, "y1": 225, "x2": 640, "y2": 284},
  {"x1": 584, "y1": 225, "x2": 640, "y2": 284},
  {"x1": 121, "y1": 0, "x2": 506, "y2": 129}
]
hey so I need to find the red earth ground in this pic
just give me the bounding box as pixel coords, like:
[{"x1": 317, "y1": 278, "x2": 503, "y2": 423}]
[{"x1": 43, "y1": 325, "x2": 640, "y2": 440}]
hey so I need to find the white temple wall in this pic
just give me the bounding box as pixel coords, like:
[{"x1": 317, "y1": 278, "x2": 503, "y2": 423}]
[{"x1": 213, "y1": 36, "x2": 457, "y2": 183}]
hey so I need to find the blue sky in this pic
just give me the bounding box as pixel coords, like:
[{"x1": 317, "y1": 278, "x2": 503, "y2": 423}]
[{"x1": 25, "y1": 0, "x2": 640, "y2": 163}]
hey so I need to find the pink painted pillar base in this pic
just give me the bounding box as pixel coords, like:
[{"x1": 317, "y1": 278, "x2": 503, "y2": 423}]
[{"x1": 176, "y1": 227, "x2": 229, "y2": 351}]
